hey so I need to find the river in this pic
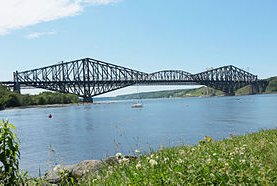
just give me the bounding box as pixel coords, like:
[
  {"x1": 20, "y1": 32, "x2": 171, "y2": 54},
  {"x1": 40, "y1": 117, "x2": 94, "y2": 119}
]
[{"x1": 0, "y1": 94, "x2": 276, "y2": 176}]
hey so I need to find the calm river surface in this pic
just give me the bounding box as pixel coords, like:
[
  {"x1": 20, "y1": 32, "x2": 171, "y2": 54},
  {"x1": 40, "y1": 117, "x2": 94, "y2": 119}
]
[{"x1": 0, "y1": 94, "x2": 277, "y2": 175}]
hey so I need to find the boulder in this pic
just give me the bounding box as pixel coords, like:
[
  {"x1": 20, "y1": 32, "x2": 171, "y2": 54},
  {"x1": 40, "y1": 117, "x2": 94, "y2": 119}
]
[
  {"x1": 45, "y1": 156, "x2": 137, "y2": 184},
  {"x1": 45, "y1": 160, "x2": 102, "y2": 184}
]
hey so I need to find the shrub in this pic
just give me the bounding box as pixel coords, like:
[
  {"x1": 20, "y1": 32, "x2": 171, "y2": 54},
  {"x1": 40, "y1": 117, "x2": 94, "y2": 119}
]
[{"x1": 0, "y1": 120, "x2": 20, "y2": 185}]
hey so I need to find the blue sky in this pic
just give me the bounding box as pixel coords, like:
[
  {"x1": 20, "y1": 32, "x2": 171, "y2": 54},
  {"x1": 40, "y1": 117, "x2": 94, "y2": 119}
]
[{"x1": 0, "y1": 0, "x2": 276, "y2": 95}]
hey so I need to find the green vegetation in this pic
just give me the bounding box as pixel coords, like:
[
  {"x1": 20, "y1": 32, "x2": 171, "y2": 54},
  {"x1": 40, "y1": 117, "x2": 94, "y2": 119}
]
[
  {"x1": 0, "y1": 119, "x2": 276, "y2": 185},
  {"x1": 0, "y1": 84, "x2": 79, "y2": 109},
  {"x1": 116, "y1": 76, "x2": 277, "y2": 100},
  {"x1": 235, "y1": 76, "x2": 277, "y2": 96},
  {"x1": 265, "y1": 76, "x2": 277, "y2": 93},
  {"x1": 81, "y1": 129, "x2": 277, "y2": 185},
  {"x1": 0, "y1": 120, "x2": 20, "y2": 185},
  {"x1": 116, "y1": 87, "x2": 224, "y2": 100}
]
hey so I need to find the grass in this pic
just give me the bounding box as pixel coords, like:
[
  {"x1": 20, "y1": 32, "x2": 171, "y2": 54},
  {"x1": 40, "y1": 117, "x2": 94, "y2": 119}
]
[{"x1": 79, "y1": 129, "x2": 277, "y2": 185}]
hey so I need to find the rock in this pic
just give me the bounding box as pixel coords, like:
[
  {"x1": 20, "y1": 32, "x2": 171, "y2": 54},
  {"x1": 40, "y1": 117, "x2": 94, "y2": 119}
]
[
  {"x1": 72, "y1": 160, "x2": 102, "y2": 177},
  {"x1": 45, "y1": 160, "x2": 102, "y2": 184},
  {"x1": 45, "y1": 156, "x2": 137, "y2": 184},
  {"x1": 103, "y1": 155, "x2": 137, "y2": 165}
]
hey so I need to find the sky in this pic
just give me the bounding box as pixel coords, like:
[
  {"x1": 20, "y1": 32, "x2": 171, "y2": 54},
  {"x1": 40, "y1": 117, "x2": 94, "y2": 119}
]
[{"x1": 0, "y1": 0, "x2": 276, "y2": 96}]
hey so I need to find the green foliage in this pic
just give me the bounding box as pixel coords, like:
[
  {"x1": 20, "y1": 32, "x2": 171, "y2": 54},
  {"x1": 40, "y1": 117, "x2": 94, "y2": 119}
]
[
  {"x1": 265, "y1": 76, "x2": 277, "y2": 93},
  {"x1": 235, "y1": 85, "x2": 252, "y2": 96},
  {"x1": 0, "y1": 84, "x2": 79, "y2": 109},
  {"x1": 58, "y1": 169, "x2": 77, "y2": 186},
  {"x1": 82, "y1": 129, "x2": 277, "y2": 185},
  {"x1": 0, "y1": 120, "x2": 20, "y2": 185},
  {"x1": 116, "y1": 86, "x2": 224, "y2": 100}
]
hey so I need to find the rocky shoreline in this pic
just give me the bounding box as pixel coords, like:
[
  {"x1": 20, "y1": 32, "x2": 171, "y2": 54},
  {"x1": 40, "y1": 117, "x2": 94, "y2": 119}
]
[{"x1": 45, "y1": 155, "x2": 137, "y2": 184}]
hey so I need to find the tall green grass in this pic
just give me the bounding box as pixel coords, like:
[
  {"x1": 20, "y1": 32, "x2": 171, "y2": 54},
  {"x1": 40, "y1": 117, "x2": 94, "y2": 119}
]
[{"x1": 81, "y1": 129, "x2": 277, "y2": 185}]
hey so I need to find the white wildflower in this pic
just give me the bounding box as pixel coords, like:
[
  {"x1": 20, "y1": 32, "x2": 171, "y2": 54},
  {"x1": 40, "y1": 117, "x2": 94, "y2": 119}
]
[
  {"x1": 179, "y1": 150, "x2": 186, "y2": 155},
  {"x1": 118, "y1": 157, "x2": 129, "y2": 164},
  {"x1": 116, "y1": 152, "x2": 123, "y2": 158},
  {"x1": 136, "y1": 163, "x2": 142, "y2": 169},
  {"x1": 240, "y1": 159, "x2": 246, "y2": 164},
  {"x1": 149, "y1": 159, "x2": 158, "y2": 167}
]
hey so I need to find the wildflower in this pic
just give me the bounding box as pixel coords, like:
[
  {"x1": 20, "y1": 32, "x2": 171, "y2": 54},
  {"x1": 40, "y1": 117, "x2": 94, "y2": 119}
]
[
  {"x1": 149, "y1": 159, "x2": 158, "y2": 167},
  {"x1": 240, "y1": 159, "x2": 246, "y2": 164},
  {"x1": 135, "y1": 149, "x2": 140, "y2": 154},
  {"x1": 136, "y1": 163, "x2": 142, "y2": 169},
  {"x1": 179, "y1": 150, "x2": 186, "y2": 155},
  {"x1": 116, "y1": 152, "x2": 123, "y2": 158},
  {"x1": 176, "y1": 159, "x2": 183, "y2": 164},
  {"x1": 119, "y1": 157, "x2": 129, "y2": 164},
  {"x1": 212, "y1": 153, "x2": 217, "y2": 156},
  {"x1": 204, "y1": 136, "x2": 213, "y2": 143},
  {"x1": 164, "y1": 157, "x2": 169, "y2": 162}
]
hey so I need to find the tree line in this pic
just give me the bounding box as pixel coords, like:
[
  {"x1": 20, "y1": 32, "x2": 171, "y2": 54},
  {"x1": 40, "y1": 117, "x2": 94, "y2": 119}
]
[{"x1": 0, "y1": 85, "x2": 79, "y2": 109}]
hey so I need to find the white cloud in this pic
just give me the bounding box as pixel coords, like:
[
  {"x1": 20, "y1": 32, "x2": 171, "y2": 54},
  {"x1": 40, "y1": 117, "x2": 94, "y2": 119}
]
[
  {"x1": 26, "y1": 31, "x2": 57, "y2": 39},
  {"x1": 0, "y1": 0, "x2": 119, "y2": 35}
]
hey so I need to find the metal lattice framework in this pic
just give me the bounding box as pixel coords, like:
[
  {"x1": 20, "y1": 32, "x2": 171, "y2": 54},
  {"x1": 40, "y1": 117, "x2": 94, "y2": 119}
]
[
  {"x1": 14, "y1": 58, "x2": 147, "y2": 101},
  {"x1": 192, "y1": 65, "x2": 258, "y2": 95},
  {"x1": 144, "y1": 70, "x2": 195, "y2": 85},
  {"x1": 7, "y1": 57, "x2": 264, "y2": 101}
]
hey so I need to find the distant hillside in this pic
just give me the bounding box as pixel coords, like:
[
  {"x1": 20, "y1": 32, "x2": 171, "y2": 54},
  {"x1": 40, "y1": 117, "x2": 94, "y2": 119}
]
[
  {"x1": 115, "y1": 87, "x2": 224, "y2": 100},
  {"x1": 235, "y1": 76, "x2": 277, "y2": 96},
  {"x1": 115, "y1": 76, "x2": 277, "y2": 100},
  {"x1": 265, "y1": 76, "x2": 277, "y2": 93}
]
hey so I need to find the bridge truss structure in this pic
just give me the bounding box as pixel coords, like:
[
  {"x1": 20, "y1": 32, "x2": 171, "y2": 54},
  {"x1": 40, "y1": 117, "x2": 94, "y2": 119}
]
[{"x1": 1, "y1": 58, "x2": 267, "y2": 102}]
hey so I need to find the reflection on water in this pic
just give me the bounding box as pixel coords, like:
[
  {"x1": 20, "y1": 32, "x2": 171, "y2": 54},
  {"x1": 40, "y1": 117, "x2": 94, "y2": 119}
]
[{"x1": 0, "y1": 94, "x2": 277, "y2": 175}]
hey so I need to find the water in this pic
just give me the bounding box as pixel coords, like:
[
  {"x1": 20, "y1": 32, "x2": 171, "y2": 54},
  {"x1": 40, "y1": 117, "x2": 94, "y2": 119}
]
[{"x1": 0, "y1": 94, "x2": 277, "y2": 176}]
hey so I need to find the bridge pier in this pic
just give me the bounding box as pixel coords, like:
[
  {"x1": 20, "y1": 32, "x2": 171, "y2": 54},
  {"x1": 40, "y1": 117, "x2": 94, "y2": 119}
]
[
  {"x1": 13, "y1": 71, "x2": 21, "y2": 94},
  {"x1": 224, "y1": 91, "x2": 235, "y2": 96},
  {"x1": 223, "y1": 85, "x2": 235, "y2": 96},
  {"x1": 83, "y1": 97, "x2": 93, "y2": 103}
]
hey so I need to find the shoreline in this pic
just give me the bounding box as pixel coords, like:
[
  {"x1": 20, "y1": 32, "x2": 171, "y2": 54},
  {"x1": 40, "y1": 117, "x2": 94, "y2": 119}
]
[
  {"x1": 1, "y1": 92, "x2": 276, "y2": 112},
  {"x1": 30, "y1": 128, "x2": 277, "y2": 184}
]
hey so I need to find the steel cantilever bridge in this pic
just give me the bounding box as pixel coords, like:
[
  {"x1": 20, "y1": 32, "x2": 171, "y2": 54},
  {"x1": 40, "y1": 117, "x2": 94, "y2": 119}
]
[{"x1": 2, "y1": 58, "x2": 266, "y2": 102}]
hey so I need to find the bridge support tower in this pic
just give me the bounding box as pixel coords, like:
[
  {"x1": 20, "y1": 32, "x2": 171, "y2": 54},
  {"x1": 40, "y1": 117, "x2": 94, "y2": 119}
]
[
  {"x1": 83, "y1": 97, "x2": 93, "y2": 103},
  {"x1": 13, "y1": 71, "x2": 21, "y2": 94}
]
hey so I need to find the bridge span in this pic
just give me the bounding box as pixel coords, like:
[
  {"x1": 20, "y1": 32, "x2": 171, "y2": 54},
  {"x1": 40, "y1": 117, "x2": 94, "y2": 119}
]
[{"x1": 0, "y1": 58, "x2": 267, "y2": 102}]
